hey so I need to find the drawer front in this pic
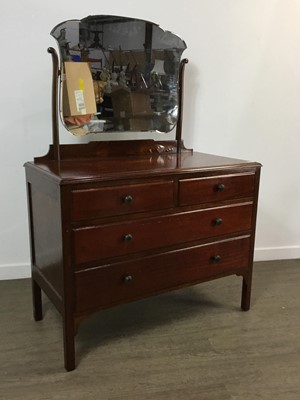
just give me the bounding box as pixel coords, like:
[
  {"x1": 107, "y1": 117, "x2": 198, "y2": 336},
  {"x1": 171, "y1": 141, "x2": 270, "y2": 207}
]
[
  {"x1": 179, "y1": 173, "x2": 255, "y2": 206},
  {"x1": 75, "y1": 236, "x2": 251, "y2": 313},
  {"x1": 73, "y1": 203, "x2": 253, "y2": 265},
  {"x1": 71, "y1": 180, "x2": 174, "y2": 220}
]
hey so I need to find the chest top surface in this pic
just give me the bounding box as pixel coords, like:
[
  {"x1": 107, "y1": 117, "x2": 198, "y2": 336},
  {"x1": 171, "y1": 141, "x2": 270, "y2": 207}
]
[{"x1": 25, "y1": 150, "x2": 260, "y2": 185}]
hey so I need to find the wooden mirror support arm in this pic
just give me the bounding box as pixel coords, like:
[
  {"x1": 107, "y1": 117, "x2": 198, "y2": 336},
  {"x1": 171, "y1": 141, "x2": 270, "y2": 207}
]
[
  {"x1": 47, "y1": 47, "x2": 60, "y2": 161},
  {"x1": 176, "y1": 58, "x2": 189, "y2": 151}
]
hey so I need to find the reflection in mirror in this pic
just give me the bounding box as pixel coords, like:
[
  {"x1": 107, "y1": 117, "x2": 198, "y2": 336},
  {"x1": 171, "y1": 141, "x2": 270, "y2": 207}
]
[{"x1": 51, "y1": 15, "x2": 187, "y2": 136}]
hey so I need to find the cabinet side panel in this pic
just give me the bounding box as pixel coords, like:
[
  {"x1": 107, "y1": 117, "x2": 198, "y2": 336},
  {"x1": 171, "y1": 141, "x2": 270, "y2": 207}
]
[
  {"x1": 241, "y1": 166, "x2": 261, "y2": 310},
  {"x1": 28, "y1": 177, "x2": 63, "y2": 298}
]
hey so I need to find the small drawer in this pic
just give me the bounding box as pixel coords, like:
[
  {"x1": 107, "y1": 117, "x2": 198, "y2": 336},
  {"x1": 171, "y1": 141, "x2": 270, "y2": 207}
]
[
  {"x1": 179, "y1": 173, "x2": 255, "y2": 206},
  {"x1": 73, "y1": 202, "x2": 253, "y2": 265},
  {"x1": 71, "y1": 180, "x2": 174, "y2": 220},
  {"x1": 75, "y1": 236, "x2": 251, "y2": 313}
]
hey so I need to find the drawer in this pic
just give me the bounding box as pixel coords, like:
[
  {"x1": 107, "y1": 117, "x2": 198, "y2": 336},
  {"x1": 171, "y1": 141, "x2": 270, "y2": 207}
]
[
  {"x1": 71, "y1": 180, "x2": 174, "y2": 220},
  {"x1": 73, "y1": 202, "x2": 253, "y2": 265},
  {"x1": 179, "y1": 173, "x2": 255, "y2": 206},
  {"x1": 75, "y1": 236, "x2": 251, "y2": 313}
]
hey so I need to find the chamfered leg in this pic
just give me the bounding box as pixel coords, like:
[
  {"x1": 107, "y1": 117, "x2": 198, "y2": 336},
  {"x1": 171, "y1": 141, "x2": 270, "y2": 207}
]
[
  {"x1": 32, "y1": 279, "x2": 43, "y2": 321},
  {"x1": 241, "y1": 273, "x2": 252, "y2": 311},
  {"x1": 63, "y1": 313, "x2": 76, "y2": 371}
]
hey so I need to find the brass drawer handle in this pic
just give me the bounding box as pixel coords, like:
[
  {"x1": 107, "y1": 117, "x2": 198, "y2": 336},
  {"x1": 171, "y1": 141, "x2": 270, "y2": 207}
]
[
  {"x1": 124, "y1": 195, "x2": 133, "y2": 204},
  {"x1": 123, "y1": 233, "x2": 133, "y2": 242},
  {"x1": 215, "y1": 183, "x2": 225, "y2": 192},
  {"x1": 214, "y1": 218, "x2": 223, "y2": 226},
  {"x1": 211, "y1": 255, "x2": 221, "y2": 263},
  {"x1": 123, "y1": 275, "x2": 133, "y2": 284}
]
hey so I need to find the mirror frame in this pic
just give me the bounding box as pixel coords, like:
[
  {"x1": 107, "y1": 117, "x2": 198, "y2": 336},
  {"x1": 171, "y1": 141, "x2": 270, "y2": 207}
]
[{"x1": 48, "y1": 15, "x2": 188, "y2": 160}]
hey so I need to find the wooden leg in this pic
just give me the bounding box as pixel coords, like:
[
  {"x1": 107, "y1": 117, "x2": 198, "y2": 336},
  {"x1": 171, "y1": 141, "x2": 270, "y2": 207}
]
[
  {"x1": 32, "y1": 279, "x2": 43, "y2": 321},
  {"x1": 241, "y1": 274, "x2": 252, "y2": 311},
  {"x1": 63, "y1": 314, "x2": 76, "y2": 371}
]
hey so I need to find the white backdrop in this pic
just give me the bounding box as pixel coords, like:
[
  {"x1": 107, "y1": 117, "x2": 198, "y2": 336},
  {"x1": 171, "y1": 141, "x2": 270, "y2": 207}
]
[{"x1": 1, "y1": 0, "x2": 300, "y2": 279}]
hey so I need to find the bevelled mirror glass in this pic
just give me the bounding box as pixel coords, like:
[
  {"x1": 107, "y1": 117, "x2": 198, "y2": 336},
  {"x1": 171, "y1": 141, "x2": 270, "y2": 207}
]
[{"x1": 51, "y1": 15, "x2": 187, "y2": 136}]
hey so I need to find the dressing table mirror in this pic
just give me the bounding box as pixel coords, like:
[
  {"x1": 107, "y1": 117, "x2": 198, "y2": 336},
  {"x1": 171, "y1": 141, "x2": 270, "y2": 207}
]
[
  {"x1": 25, "y1": 15, "x2": 261, "y2": 371},
  {"x1": 51, "y1": 15, "x2": 187, "y2": 136}
]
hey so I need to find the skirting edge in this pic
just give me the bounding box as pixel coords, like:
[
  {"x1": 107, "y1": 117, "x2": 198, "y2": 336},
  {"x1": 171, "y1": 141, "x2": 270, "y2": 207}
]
[
  {"x1": 254, "y1": 246, "x2": 300, "y2": 262},
  {"x1": 0, "y1": 263, "x2": 31, "y2": 280}
]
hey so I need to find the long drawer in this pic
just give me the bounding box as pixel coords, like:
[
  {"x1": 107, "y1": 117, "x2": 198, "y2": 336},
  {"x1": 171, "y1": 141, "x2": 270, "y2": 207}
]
[
  {"x1": 71, "y1": 180, "x2": 174, "y2": 220},
  {"x1": 179, "y1": 173, "x2": 255, "y2": 206},
  {"x1": 75, "y1": 236, "x2": 251, "y2": 313},
  {"x1": 73, "y1": 202, "x2": 253, "y2": 265}
]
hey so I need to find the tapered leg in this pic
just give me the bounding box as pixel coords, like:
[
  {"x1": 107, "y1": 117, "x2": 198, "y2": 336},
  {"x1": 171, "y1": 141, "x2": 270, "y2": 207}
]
[
  {"x1": 241, "y1": 274, "x2": 252, "y2": 311},
  {"x1": 32, "y1": 279, "x2": 43, "y2": 321},
  {"x1": 63, "y1": 314, "x2": 76, "y2": 371}
]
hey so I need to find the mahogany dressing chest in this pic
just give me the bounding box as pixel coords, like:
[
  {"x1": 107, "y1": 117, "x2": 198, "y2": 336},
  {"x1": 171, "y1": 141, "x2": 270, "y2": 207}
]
[{"x1": 24, "y1": 16, "x2": 261, "y2": 371}]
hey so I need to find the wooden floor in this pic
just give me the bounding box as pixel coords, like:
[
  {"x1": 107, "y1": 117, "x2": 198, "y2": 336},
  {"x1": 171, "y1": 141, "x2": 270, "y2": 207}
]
[{"x1": 0, "y1": 259, "x2": 299, "y2": 400}]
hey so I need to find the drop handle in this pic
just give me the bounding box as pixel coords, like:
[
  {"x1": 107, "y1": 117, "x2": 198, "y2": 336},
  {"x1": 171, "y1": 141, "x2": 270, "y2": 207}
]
[
  {"x1": 123, "y1": 233, "x2": 133, "y2": 242},
  {"x1": 213, "y1": 218, "x2": 223, "y2": 226},
  {"x1": 215, "y1": 183, "x2": 225, "y2": 192},
  {"x1": 124, "y1": 195, "x2": 133, "y2": 204},
  {"x1": 123, "y1": 275, "x2": 133, "y2": 284},
  {"x1": 211, "y1": 255, "x2": 221, "y2": 263}
]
